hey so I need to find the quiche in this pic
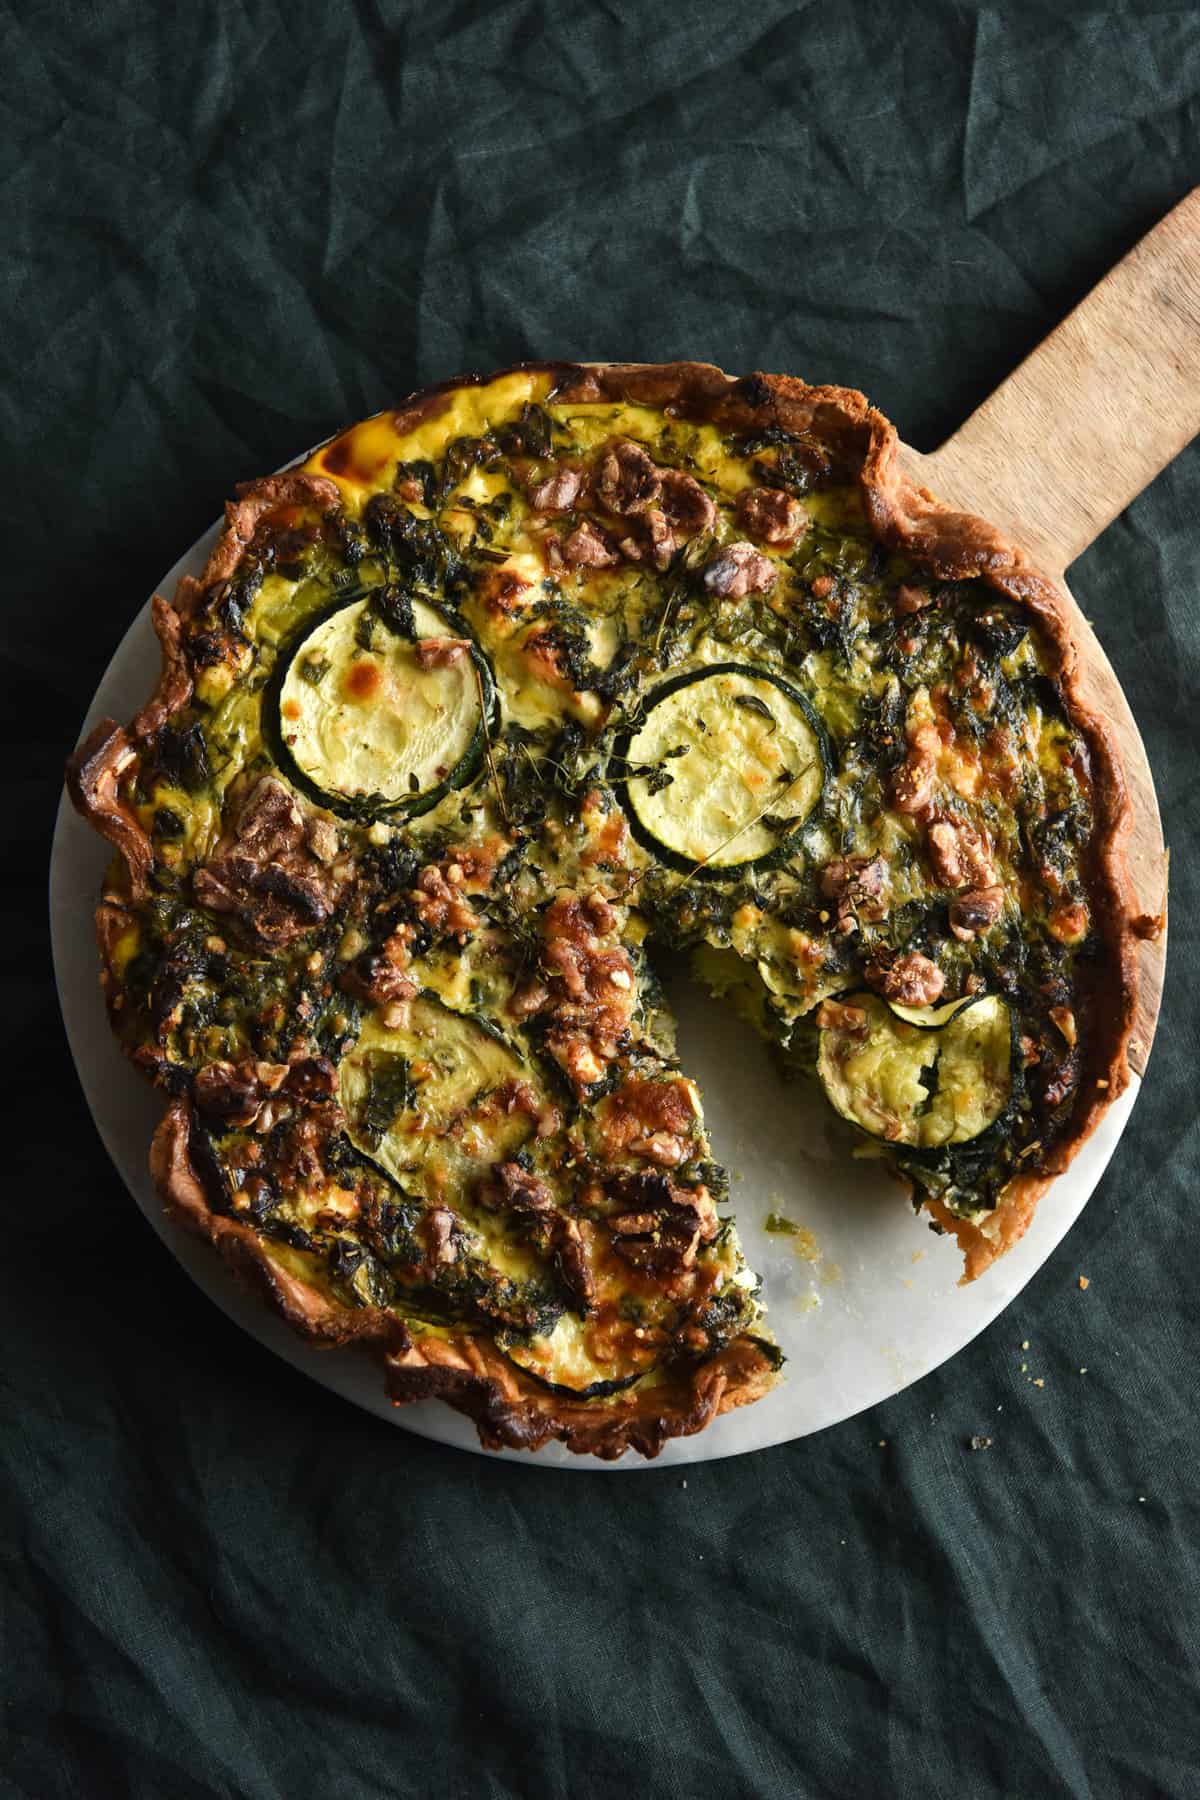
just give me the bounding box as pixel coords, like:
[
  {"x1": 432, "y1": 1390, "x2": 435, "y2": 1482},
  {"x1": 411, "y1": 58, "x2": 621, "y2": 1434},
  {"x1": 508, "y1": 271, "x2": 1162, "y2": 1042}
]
[{"x1": 67, "y1": 362, "x2": 1142, "y2": 1459}]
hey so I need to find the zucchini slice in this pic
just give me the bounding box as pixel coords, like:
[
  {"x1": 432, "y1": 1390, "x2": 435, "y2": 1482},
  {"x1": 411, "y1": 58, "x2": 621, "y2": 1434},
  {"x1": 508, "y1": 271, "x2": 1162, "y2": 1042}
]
[
  {"x1": 817, "y1": 991, "x2": 1014, "y2": 1149},
  {"x1": 339, "y1": 993, "x2": 537, "y2": 1192},
  {"x1": 499, "y1": 1314, "x2": 652, "y2": 1397},
  {"x1": 616, "y1": 663, "x2": 829, "y2": 876},
  {"x1": 272, "y1": 594, "x2": 492, "y2": 819}
]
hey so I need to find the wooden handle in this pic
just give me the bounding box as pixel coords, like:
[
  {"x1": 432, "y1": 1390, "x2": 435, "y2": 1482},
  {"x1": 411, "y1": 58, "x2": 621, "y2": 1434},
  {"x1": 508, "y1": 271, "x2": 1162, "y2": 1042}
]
[{"x1": 909, "y1": 186, "x2": 1200, "y2": 574}]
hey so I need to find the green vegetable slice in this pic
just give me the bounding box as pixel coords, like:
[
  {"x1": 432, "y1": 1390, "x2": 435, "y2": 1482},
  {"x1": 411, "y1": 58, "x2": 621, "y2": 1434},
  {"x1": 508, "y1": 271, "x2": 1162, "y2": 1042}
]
[
  {"x1": 817, "y1": 992, "x2": 1014, "y2": 1149},
  {"x1": 616, "y1": 663, "x2": 829, "y2": 876},
  {"x1": 498, "y1": 1314, "x2": 650, "y2": 1397},
  {"x1": 273, "y1": 595, "x2": 491, "y2": 819},
  {"x1": 884, "y1": 995, "x2": 980, "y2": 1031},
  {"x1": 339, "y1": 993, "x2": 536, "y2": 1192}
]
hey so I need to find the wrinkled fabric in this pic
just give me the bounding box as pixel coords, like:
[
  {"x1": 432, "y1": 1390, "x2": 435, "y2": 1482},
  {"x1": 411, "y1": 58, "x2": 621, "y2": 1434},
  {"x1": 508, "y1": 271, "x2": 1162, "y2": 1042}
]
[{"x1": 6, "y1": 4, "x2": 1200, "y2": 1795}]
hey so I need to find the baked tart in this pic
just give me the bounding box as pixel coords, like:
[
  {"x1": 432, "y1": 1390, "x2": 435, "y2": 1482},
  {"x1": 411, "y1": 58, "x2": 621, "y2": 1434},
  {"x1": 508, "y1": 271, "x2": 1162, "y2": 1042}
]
[{"x1": 67, "y1": 362, "x2": 1141, "y2": 1458}]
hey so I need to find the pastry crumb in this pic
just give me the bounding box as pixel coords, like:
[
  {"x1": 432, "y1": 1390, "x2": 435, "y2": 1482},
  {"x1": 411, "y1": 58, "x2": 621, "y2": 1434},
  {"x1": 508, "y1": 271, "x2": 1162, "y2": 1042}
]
[
  {"x1": 1078, "y1": 1275, "x2": 1090, "y2": 1290},
  {"x1": 764, "y1": 1212, "x2": 821, "y2": 1261}
]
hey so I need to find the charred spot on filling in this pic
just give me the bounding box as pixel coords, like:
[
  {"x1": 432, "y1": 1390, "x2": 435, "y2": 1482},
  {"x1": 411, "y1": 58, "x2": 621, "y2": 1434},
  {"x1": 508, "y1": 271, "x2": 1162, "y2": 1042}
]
[{"x1": 345, "y1": 659, "x2": 383, "y2": 700}]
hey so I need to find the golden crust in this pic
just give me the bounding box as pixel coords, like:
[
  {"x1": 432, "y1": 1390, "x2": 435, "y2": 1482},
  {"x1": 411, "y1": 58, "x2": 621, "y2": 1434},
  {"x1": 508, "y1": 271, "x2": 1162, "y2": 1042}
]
[
  {"x1": 70, "y1": 359, "x2": 1142, "y2": 1452},
  {"x1": 383, "y1": 1332, "x2": 778, "y2": 1462},
  {"x1": 151, "y1": 1102, "x2": 404, "y2": 1351},
  {"x1": 131, "y1": 593, "x2": 194, "y2": 742},
  {"x1": 66, "y1": 718, "x2": 153, "y2": 900},
  {"x1": 200, "y1": 471, "x2": 342, "y2": 591}
]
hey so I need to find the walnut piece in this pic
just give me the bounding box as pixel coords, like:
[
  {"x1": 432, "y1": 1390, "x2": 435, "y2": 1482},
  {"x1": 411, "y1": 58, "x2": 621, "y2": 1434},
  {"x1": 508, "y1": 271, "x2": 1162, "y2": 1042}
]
[
  {"x1": 867, "y1": 952, "x2": 945, "y2": 1008},
  {"x1": 735, "y1": 486, "x2": 806, "y2": 548},
  {"x1": 702, "y1": 541, "x2": 778, "y2": 598},
  {"x1": 594, "y1": 440, "x2": 661, "y2": 516}
]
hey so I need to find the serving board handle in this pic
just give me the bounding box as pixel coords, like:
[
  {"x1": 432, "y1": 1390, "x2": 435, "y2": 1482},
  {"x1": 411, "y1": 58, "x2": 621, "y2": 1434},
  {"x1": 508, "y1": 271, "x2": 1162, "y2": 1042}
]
[{"x1": 912, "y1": 186, "x2": 1200, "y2": 574}]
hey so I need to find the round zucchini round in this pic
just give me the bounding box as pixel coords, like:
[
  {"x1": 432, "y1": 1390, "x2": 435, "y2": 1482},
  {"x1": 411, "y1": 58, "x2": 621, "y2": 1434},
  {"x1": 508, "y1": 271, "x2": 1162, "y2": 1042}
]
[
  {"x1": 267, "y1": 590, "x2": 495, "y2": 821},
  {"x1": 498, "y1": 1317, "x2": 649, "y2": 1398},
  {"x1": 614, "y1": 662, "x2": 831, "y2": 878},
  {"x1": 339, "y1": 991, "x2": 534, "y2": 1185},
  {"x1": 816, "y1": 991, "x2": 1015, "y2": 1150}
]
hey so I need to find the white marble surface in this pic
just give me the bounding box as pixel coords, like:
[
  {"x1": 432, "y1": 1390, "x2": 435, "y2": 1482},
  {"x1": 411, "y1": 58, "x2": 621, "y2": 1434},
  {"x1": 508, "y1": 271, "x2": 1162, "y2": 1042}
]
[{"x1": 50, "y1": 523, "x2": 1141, "y2": 1471}]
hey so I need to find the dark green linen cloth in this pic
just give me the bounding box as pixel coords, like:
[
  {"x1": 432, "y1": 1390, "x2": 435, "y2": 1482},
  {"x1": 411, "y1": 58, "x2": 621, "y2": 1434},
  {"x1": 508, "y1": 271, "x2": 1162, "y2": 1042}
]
[{"x1": 6, "y1": 5, "x2": 1199, "y2": 1795}]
